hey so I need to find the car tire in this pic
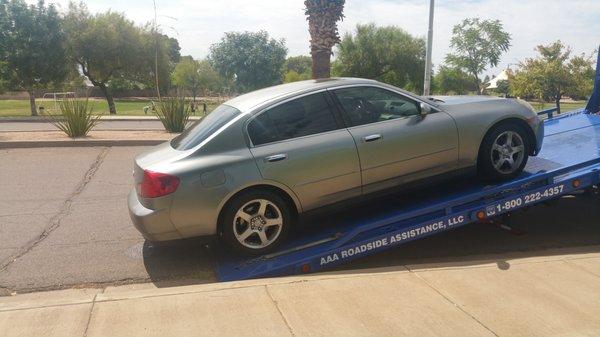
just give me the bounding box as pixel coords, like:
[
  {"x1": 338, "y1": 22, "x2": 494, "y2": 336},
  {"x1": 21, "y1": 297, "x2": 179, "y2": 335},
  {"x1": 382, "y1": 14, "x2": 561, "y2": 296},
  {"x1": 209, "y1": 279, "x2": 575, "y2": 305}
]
[
  {"x1": 220, "y1": 190, "x2": 291, "y2": 256},
  {"x1": 479, "y1": 122, "x2": 531, "y2": 182}
]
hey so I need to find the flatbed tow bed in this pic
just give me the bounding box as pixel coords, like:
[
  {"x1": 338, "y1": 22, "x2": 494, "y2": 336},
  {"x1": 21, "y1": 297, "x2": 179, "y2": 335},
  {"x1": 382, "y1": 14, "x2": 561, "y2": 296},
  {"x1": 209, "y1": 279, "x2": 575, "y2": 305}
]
[{"x1": 216, "y1": 59, "x2": 600, "y2": 282}]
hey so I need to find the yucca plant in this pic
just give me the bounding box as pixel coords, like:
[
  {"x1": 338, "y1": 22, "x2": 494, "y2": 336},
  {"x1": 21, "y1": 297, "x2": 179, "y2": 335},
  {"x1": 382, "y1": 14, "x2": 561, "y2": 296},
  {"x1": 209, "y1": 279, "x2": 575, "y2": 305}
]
[
  {"x1": 44, "y1": 98, "x2": 100, "y2": 138},
  {"x1": 155, "y1": 97, "x2": 190, "y2": 133}
]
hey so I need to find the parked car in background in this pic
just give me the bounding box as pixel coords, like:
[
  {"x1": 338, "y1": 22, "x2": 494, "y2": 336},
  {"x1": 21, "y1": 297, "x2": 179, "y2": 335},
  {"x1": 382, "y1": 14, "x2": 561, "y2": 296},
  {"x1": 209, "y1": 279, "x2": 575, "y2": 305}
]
[{"x1": 128, "y1": 78, "x2": 544, "y2": 255}]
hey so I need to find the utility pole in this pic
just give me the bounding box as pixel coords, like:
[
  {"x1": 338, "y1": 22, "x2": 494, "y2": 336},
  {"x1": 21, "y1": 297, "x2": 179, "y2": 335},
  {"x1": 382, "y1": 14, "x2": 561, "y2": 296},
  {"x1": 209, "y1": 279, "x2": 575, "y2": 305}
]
[
  {"x1": 153, "y1": 0, "x2": 161, "y2": 101},
  {"x1": 423, "y1": 0, "x2": 435, "y2": 96}
]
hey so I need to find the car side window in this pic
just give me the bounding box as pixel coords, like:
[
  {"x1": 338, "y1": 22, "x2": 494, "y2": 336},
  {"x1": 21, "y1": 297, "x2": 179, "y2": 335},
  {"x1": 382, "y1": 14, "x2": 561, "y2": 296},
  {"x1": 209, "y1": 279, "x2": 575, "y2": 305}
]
[
  {"x1": 248, "y1": 92, "x2": 339, "y2": 146},
  {"x1": 333, "y1": 86, "x2": 421, "y2": 127}
]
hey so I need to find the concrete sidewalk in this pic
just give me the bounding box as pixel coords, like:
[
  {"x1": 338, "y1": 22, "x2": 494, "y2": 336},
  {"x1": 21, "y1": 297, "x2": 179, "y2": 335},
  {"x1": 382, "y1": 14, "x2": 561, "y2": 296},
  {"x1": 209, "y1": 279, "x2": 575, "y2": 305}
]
[
  {"x1": 2, "y1": 248, "x2": 600, "y2": 337},
  {"x1": 0, "y1": 115, "x2": 203, "y2": 123}
]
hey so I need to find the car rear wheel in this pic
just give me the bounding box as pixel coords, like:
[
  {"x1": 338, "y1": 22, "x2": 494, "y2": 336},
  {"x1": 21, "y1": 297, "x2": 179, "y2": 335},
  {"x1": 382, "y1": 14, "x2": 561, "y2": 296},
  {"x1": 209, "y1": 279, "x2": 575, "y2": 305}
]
[
  {"x1": 221, "y1": 190, "x2": 291, "y2": 255},
  {"x1": 479, "y1": 122, "x2": 531, "y2": 181}
]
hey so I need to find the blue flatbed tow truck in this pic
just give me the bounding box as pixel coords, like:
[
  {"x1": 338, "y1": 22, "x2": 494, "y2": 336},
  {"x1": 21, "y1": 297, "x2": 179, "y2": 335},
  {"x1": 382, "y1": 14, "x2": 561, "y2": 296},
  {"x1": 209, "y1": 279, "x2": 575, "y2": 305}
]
[{"x1": 215, "y1": 52, "x2": 600, "y2": 282}]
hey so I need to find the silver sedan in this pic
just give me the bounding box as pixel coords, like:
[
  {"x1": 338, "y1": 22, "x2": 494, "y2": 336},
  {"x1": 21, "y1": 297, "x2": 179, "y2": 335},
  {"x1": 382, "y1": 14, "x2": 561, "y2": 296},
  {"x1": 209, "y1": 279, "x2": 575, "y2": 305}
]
[{"x1": 128, "y1": 78, "x2": 544, "y2": 254}]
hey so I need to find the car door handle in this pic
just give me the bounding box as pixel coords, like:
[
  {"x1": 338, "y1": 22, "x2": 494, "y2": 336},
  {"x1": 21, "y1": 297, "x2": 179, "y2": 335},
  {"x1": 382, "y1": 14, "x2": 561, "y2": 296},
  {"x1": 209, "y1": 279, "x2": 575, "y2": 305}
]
[
  {"x1": 363, "y1": 134, "x2": 382, "y2": 142},
  {"x1": 264, "y1": 154, "x2": 287, "y2": 162}
]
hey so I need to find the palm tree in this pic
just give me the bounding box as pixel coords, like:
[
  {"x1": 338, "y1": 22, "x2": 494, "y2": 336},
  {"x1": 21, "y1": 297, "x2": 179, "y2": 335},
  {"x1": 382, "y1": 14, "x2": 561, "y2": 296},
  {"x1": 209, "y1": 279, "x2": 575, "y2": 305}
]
[{"x1": 304, "y1": 0, "x2": 345, "y2": 79}]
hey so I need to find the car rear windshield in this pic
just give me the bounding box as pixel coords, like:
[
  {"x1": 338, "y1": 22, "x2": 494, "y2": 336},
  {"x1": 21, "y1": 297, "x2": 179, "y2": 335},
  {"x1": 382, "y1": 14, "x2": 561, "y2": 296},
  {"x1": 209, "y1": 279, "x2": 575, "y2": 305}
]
[{"x1": 170, "y1": 104, "x2": 241, "y2": 150}]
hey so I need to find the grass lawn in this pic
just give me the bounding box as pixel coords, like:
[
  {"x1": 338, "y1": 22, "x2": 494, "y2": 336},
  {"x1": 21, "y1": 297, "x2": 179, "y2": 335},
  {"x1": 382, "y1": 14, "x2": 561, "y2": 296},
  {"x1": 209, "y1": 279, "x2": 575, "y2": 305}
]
[
  {"x1": 527, "y1": 101, "x2": 587, "y2": 112},
  {"x1": 0, "y1": 97, "x2": 588, "y2": 117},
  {"x1": 0, "y1": 98, "x2": 220, "y2": 117}
]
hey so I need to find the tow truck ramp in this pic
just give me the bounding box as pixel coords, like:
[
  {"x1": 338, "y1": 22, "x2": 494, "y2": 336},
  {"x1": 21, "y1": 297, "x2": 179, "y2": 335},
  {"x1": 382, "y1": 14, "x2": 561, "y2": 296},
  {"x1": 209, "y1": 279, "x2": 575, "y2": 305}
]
[{"x1": 216, "y1": 61, "x2": 600, "y2": 282}]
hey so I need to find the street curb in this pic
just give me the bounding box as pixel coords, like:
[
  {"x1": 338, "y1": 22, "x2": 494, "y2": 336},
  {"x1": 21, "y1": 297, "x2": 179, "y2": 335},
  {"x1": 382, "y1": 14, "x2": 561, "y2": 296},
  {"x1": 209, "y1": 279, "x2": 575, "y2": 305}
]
[
  {"x1": 0, "y1": 139, "x2": 166, "y2": 148},
  {"x1": 1, "y1": 129, "x2": 162, "y2": 132},
  {"x1": 2, "y1": 247, "x2": 600, "y2": 306}
]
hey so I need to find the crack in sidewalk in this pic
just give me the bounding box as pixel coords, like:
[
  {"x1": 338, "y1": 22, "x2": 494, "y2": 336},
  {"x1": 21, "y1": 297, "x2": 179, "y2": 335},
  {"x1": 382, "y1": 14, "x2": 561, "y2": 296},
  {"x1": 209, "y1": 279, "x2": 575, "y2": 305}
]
[
  {"x1": 563, "y1": 258, "x2": 600, "y2": 278},
  {"x1": 265, "y1": 285, "x2": 297, "y2": 337},
  {"x1": 408, "y1": 267, "x2": 500, "y2": 337},
  {"x1": 0, "y1": 147, "x2": 110, "y2": 272},
  {"x1": 82, "y1": 288, "x2": 104, "y2": 337}
]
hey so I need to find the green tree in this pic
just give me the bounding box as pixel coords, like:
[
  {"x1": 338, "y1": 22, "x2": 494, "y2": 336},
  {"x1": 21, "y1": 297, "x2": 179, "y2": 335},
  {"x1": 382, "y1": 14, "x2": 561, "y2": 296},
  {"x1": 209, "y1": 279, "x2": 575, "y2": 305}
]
[
  {"x1": 482, "y1": 75, "x2": 491, "y2": 87},
  {"x1": 0, "y1": 0, "x2": 68, "y2": 115},
  {"x1": 304, "y1": 0, "x2": 345, "y2": 79},
  {"x1": 0, "y1": 62, "x2": 7, "y2": 94},
  {"x1": 209, "y1": 31, "x2": 287, "y2": 93},
  {"x1": 335, "y1": 24, "x2": 426, "y2": 93},
  {"x1": 568, "y1": 52, "x2": 596, "y2": 100},
  {"x1": 330, "y1": 59, "x2": 343, "y2": 77},
  {"x1": 283, "y1": 70, "x2": 312, "y2": 83},
  {"x1": 106, "y1": 77, "x2": 142, "y2": 92},
  {"x1": 433, "y1": 65, "x2": 475, "y2": 95},
  {"x1": 64, "y1": 4, "x2": 147, "y2": 114},
  {"x1": 445, "y1": 18, "x2": 511, "y2": 94},
  {"x1": 0, "y1": 1, "x2": 8, "y2": 93},
  {"x1": 137, "y1": 29, "x2": 181, "y2": 94},
  {"x1": 45, "y1": 66, "x2": 86, "y2": 92},
  {"x1": 165, "y1": 36, "x2": 182, "y2": 65},
  {"x1": 494, "y1": 79, "x2": 510, "y2": 97},
  {"x1": 510, "y1": 41, "x2": 595, "y2": 113},
  {"x1": 285, "y1": 55, "x2": 312, "y2": 74},
  {"x1": 172, "y1": 56, "x2": 222, "y2": 101},
  {"x1": 283, "y1": 55, "x2": 312, "y2": 83}
]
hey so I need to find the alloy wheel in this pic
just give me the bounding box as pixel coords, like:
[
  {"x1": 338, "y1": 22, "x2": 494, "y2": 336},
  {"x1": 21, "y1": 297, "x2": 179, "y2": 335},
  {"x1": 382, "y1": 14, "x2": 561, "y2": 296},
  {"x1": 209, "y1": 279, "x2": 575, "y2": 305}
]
[
  {"x1": 491, "y1": 130, "x2": 525, "y2": 174},
  {"x1": 233, "y1": 199, "x2": 283, "y2": 249}
]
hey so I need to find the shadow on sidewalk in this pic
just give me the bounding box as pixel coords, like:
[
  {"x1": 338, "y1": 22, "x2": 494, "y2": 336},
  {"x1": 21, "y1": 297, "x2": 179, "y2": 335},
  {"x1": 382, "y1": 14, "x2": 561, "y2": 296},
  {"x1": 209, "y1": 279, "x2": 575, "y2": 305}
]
[
  {"x1": 141, "y1": 236, "x2": 219, "y2": 288},
  {"x1": 141, "y1": 193, "x2": 600, "y2": 288}
]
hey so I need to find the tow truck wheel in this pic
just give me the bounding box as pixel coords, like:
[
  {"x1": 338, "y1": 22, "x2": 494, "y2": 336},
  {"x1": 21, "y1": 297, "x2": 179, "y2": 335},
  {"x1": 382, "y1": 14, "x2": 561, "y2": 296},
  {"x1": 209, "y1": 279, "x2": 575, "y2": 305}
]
[
  {"x1": 479, "y1": 122, "x2": 531, "y2": 181},
  {"x1": 221, "y1": 190, "x2": 291, "y2": 255}
]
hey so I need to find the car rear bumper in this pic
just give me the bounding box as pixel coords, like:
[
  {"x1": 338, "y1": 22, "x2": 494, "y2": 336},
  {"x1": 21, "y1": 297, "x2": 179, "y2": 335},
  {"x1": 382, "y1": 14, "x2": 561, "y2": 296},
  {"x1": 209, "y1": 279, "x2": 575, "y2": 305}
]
[{"x1": 127, "y1": 190, "x2": 182, "y2": 241}]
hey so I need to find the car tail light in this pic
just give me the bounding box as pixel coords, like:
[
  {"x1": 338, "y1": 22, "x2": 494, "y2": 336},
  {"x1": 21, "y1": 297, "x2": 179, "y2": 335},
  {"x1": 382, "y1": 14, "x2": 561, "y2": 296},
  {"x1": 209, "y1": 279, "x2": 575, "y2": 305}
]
[{"x1": 140, "y1": 170, "x2": 180, "y2": 198}]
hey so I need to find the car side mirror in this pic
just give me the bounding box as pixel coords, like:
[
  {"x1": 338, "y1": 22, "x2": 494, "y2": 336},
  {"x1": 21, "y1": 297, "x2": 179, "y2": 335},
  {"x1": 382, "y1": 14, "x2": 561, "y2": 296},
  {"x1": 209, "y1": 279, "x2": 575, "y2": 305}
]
[{"x1": 419, "y1": 102, "x2": 432, "y2": 117}]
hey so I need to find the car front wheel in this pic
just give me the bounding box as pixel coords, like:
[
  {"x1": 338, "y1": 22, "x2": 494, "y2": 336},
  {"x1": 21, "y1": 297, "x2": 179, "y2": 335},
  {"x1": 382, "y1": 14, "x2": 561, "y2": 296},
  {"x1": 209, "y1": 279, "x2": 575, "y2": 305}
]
[
  {"x1": 220, "y1": 190, "x2": 291, "y2": 255},
  {"x1": 479, "y1": 122, "x2": 531, "y2": 181}
]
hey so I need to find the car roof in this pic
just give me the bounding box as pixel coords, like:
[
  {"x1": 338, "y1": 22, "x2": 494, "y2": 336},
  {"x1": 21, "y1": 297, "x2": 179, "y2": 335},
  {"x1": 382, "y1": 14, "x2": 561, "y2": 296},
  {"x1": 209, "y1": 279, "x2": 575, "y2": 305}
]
[{"x1": 225, "y1": 77, "x2": 380, "y2": 112}]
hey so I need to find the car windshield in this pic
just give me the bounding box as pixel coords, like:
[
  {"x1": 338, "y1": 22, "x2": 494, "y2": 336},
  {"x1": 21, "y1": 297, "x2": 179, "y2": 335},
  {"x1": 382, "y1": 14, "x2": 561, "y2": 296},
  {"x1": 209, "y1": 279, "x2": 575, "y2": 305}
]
[{"x1": 171, "y1": 104, "x2": 241, "y2": 150}]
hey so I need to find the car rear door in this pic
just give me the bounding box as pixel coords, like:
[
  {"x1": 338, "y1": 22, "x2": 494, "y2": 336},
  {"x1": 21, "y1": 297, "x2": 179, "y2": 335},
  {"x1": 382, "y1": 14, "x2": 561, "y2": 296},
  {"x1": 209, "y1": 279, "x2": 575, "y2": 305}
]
[
  {"x1": 331, "y1": 86, "x2": 459, "y2": 194},
  {"x1": 247, "y1": 91, "x2": 361, "y2": 211}
]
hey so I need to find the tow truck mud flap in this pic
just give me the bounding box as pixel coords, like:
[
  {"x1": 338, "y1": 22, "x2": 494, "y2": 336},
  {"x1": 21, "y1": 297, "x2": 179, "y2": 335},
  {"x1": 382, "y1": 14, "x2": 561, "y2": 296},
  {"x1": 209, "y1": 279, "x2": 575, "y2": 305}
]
[{"x1": 215, "y1": 113, "x2": 600, "y2": 282}]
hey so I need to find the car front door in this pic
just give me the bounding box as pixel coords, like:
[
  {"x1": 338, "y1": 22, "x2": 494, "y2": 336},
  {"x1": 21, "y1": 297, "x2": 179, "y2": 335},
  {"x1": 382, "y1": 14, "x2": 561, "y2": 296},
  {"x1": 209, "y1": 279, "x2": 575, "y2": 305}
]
[
  {"x1": 331, "y1": 86, "x2": 459, "y2": 194},
  {"x1": 247, "y1": 91, "x2": 362, "y2": 211}
]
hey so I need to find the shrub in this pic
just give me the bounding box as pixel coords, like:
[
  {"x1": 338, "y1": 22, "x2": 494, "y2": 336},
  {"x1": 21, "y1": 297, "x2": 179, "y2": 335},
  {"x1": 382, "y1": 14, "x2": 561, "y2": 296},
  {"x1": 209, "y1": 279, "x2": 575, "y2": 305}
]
[
  {"x1": 155, "y1": 97, "x2": 190, "y2": 133},
  {"x1": 44, "y1": 98, "x2": 100, "y2": 137}
]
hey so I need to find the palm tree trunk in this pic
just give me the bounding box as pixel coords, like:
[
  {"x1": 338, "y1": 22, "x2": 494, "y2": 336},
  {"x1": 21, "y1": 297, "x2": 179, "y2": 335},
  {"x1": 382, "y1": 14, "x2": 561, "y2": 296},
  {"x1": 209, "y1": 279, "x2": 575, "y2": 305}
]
[
  {"x1": 305, "y1": 0, "x2": 345, "y2": 80},
  {"x1": 312, "y1": 50, "x2": 331, "y2": 79}
]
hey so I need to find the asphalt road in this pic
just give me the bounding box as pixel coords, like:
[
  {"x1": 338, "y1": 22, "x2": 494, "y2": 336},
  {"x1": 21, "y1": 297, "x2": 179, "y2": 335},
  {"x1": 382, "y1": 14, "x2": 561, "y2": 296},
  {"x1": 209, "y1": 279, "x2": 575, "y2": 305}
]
[
  {"x1": 0, "y1": 120, "x2": 166, "y2": 131},
  {"x1": 0, "y1": 146, "x2": 599, "y2": 294}
]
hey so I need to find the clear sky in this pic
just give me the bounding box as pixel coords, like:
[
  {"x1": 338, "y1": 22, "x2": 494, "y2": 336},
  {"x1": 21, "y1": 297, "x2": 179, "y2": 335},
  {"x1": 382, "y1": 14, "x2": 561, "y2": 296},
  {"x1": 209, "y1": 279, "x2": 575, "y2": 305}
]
[{"x1": 30, "y1": 0, "x2": 600, "y2": 77}]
